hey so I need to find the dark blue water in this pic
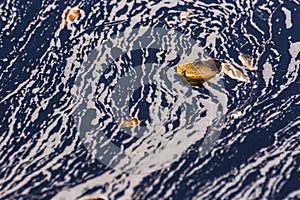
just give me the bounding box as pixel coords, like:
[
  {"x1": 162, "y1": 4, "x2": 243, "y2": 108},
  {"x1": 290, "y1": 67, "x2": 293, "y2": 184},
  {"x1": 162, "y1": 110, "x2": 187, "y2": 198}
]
[{"x1": 0, "y1": 0, "x2": 299, "y2": 199}]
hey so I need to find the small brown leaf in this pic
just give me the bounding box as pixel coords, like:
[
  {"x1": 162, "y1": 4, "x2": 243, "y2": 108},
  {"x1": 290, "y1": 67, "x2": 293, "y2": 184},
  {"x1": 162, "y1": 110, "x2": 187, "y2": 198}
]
[
  {"x1": 238, "y1": 53, "x2": 257, "y2": 71},
  {"x1": 120, "y1": 118, "x2": 144, "y2": 128},
  {"x1": 63, "y1": 6, "x2": 81, "y2": 26}
]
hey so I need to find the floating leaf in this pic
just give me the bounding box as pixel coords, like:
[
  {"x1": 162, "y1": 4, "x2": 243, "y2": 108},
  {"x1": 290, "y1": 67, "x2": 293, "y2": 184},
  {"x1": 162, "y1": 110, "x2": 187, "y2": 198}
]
[
  {"x1": 222, "y1": 63, "x2": 249, "y2": 83},
  {"x1": 63, "y1": 6, "x2": 81, "y2": 26},
  {"x1": 120, "y1": 118, "x2": 144, "y2": 128},
  {"x1": 176, "y1": 59, "x2": 221, "y2": 86},
  {"x1": 238, "y1": 53, "x2": 257, "y2": 71}
]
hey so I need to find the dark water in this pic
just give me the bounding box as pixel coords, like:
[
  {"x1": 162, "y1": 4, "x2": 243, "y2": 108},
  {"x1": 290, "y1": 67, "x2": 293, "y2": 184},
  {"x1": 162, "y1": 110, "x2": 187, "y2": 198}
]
[{"x1": 0, "y1": 0, "x2": 299, "y2": 199}]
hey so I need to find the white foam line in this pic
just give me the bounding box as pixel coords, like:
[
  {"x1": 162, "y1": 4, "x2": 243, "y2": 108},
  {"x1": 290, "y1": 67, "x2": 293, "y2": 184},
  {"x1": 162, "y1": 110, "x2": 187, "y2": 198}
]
[
  {"x1": 194, "y1": 117, "x2": 300, "y2": 199},
  {"x1": 281, "y1": 7, "x2": 292, "y2": 29},
  {"x1": 19, "y1": 3, "x2": 58, "y2": 52}
]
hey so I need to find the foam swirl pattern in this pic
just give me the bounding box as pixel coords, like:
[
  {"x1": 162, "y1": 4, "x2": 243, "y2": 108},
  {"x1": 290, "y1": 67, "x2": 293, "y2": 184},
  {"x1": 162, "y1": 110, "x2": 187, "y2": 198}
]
[{"x1": 0, "y1": 0, "x2": 299, "y2": 199}]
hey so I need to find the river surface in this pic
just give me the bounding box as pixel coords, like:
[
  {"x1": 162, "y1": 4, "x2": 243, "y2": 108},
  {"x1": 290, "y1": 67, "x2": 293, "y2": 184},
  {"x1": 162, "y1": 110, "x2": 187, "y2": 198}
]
[{"x1": 0, "y1": 0, "x2": 299, "y2": 199}]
